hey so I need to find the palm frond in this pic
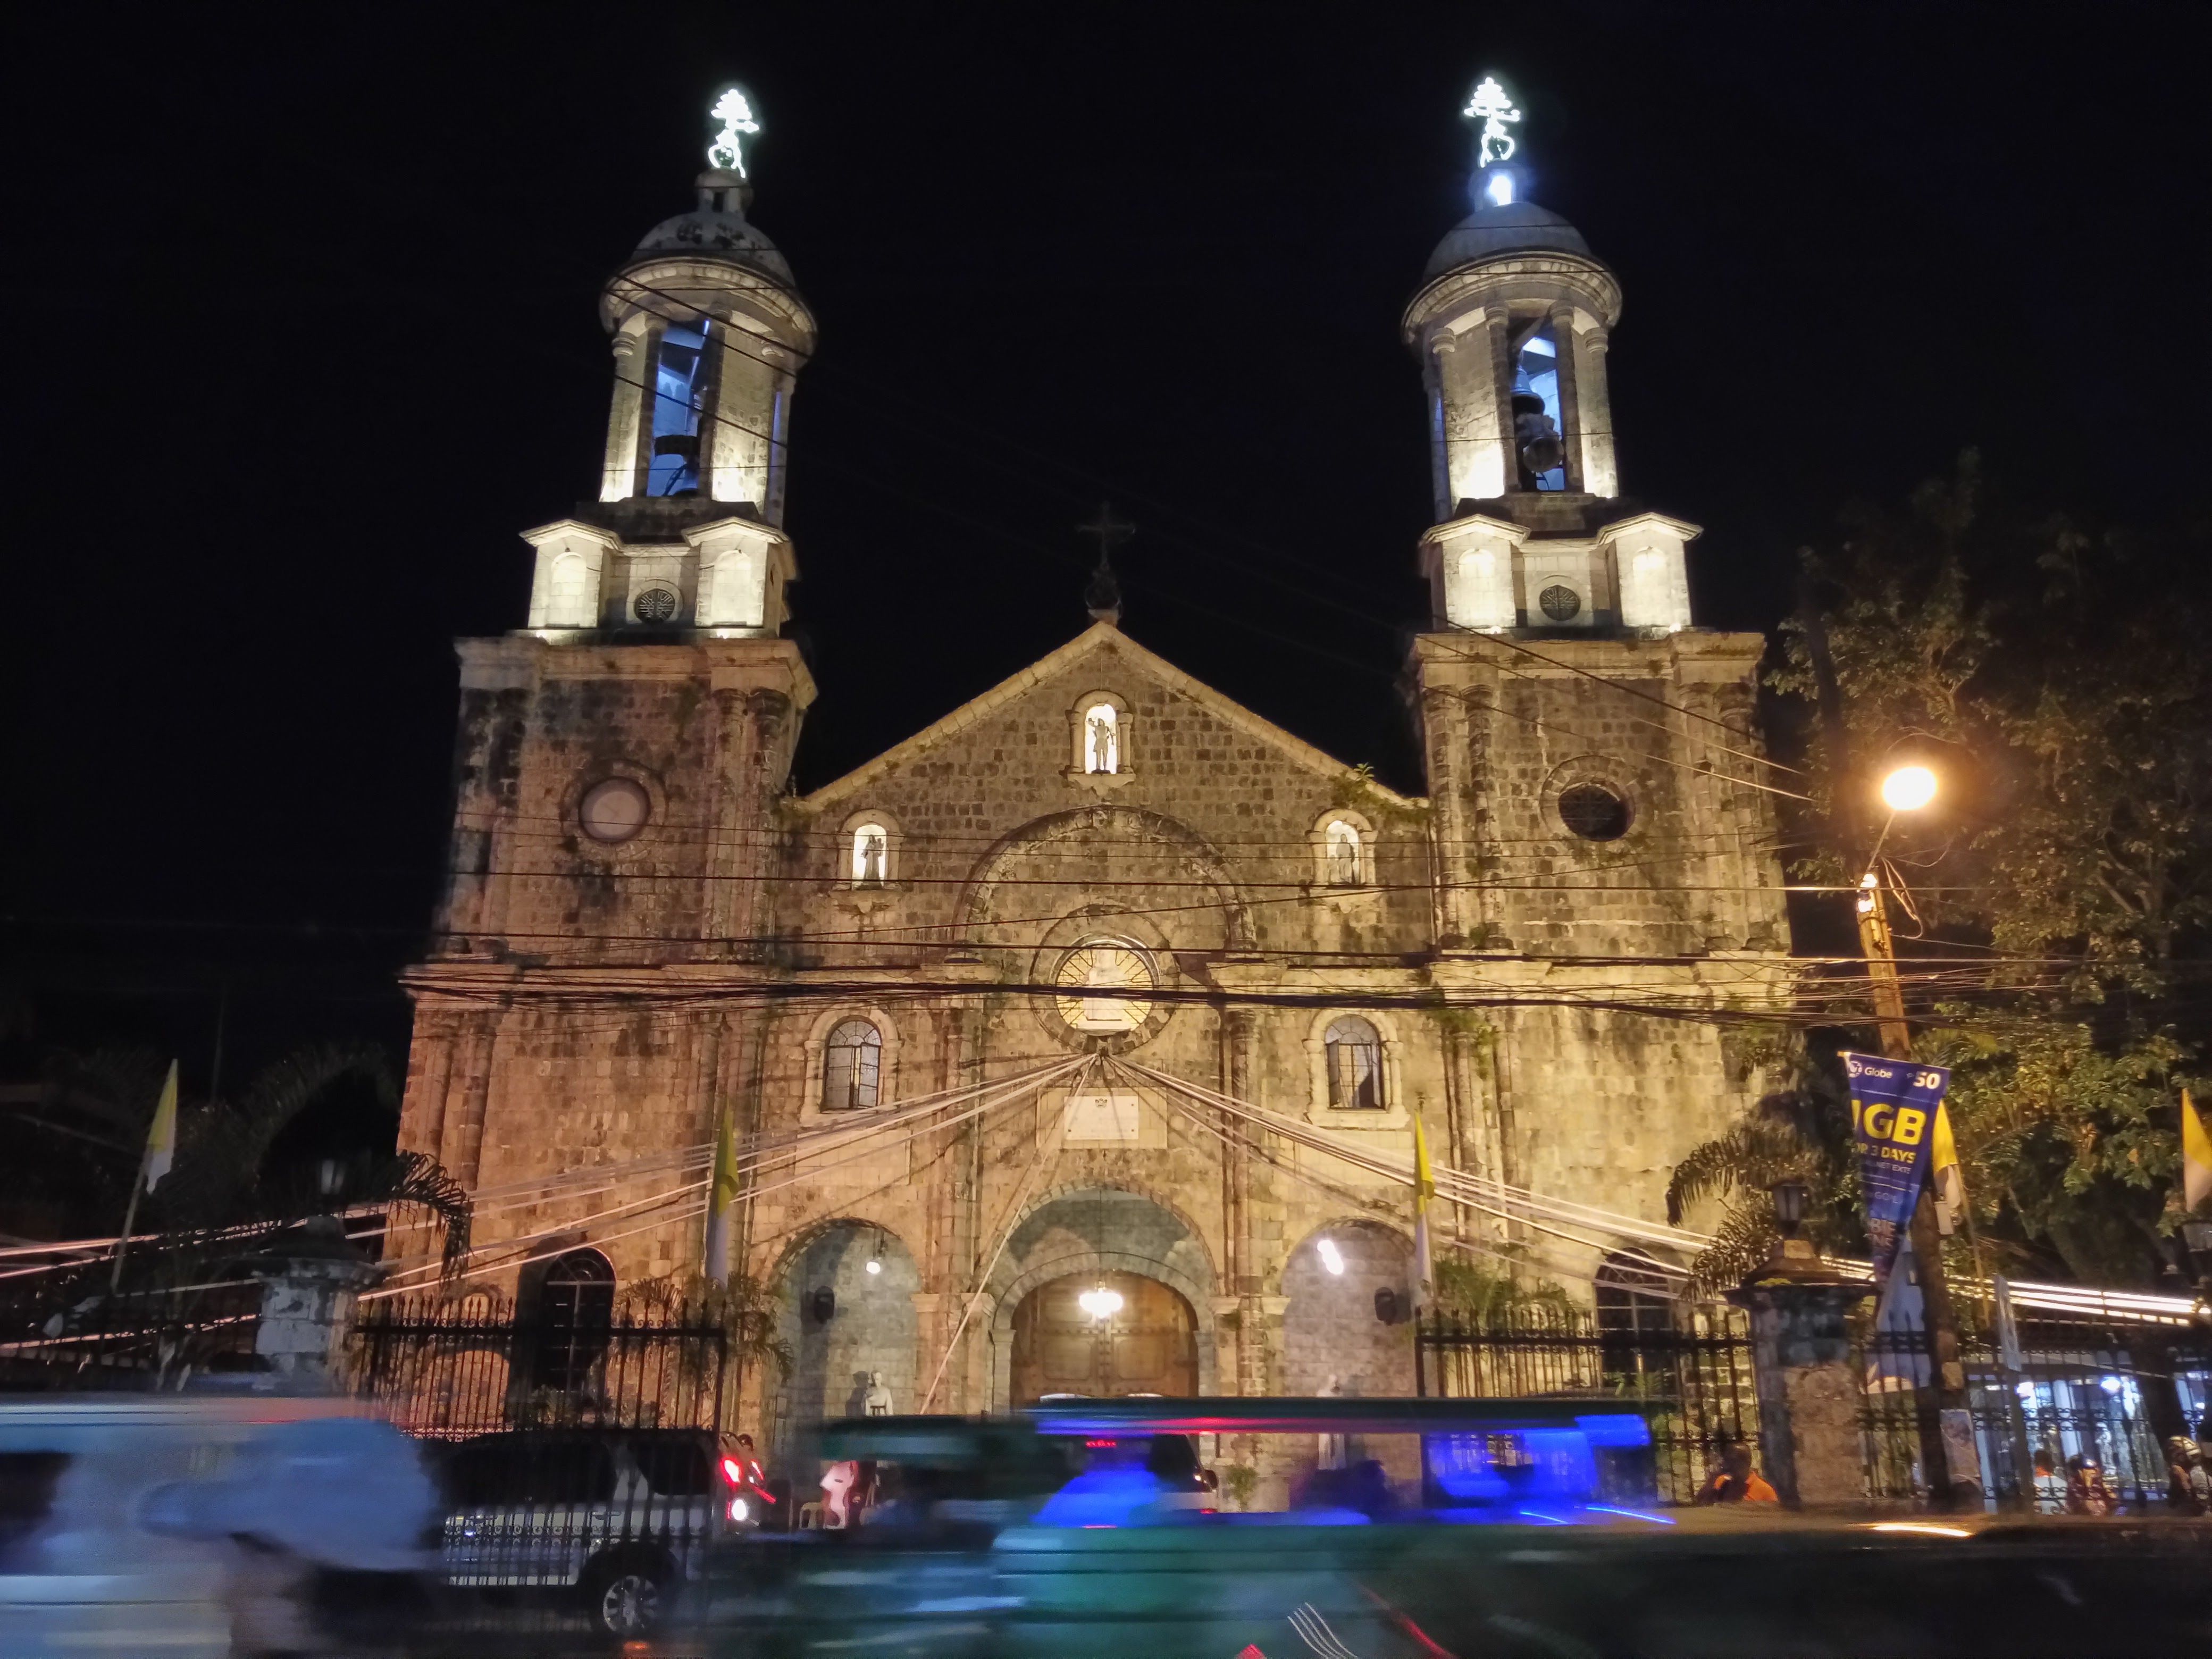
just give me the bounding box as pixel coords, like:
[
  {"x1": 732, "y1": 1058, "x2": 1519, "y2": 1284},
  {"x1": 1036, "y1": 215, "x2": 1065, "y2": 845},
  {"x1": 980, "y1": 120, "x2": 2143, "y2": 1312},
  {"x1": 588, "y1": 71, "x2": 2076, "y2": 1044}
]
[{"x1": 1685, "y1": 1201, "x2": 1780, "y2": 1299}]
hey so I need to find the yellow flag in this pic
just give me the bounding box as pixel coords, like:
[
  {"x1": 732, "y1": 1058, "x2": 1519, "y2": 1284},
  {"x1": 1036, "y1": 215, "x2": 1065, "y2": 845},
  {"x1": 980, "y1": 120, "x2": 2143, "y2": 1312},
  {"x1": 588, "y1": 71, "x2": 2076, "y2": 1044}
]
[
  {"x1": 703, "y1": 1108, "x2": 739, "y2": 1285},
  {"x1": 1930, "y1": 1100, "x2": 1964, "y2": 1234},
  {"x1": 142, "y1": 1060, "x2": 178, "y2": 1192},
  {"x1": 1411, "y1": 1115, "x2": 1436, "y2": 1310},
  {"x1": 2183, "y1": 1090, "x2": 2212, "y2": 1213}
]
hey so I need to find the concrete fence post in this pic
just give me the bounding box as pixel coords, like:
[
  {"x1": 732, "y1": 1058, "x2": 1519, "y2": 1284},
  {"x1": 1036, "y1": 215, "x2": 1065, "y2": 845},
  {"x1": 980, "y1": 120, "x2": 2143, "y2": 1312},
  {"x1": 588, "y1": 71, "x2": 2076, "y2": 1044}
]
[
  {"x1": 1729, "y1": 1255, "x2": 1874, "y2": 1511},
  {"x1": 251, "y1": 1217, "x2": 383, "y2": 1380}
]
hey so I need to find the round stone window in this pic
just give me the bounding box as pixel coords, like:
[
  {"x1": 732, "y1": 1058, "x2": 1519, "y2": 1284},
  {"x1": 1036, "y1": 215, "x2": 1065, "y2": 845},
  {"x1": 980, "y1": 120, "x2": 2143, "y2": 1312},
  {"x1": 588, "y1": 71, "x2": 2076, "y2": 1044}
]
[
  {"x1": 633, "y1": 586, "x2": 680, "y2": 624},
  {"x1": 1052, "y1": 939, "x2": 1157, "y2": 1035},
  {"x1": 579, "y1": 777, "x2": 651, "y2": 844},
  {"x1": 1538, "y1": 583, "x2": 1582, "y2": 622},
  {"x1": 1557, "y1": 782, "x2": 1631, "y2": 841}
]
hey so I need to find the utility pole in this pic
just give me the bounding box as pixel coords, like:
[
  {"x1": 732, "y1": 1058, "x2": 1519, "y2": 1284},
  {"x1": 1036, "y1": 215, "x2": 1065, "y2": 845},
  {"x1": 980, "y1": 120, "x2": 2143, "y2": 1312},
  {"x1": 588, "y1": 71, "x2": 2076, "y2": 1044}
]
[{"x1": 1858, "y1": 843, "x2": 1974, "y2": 1509}]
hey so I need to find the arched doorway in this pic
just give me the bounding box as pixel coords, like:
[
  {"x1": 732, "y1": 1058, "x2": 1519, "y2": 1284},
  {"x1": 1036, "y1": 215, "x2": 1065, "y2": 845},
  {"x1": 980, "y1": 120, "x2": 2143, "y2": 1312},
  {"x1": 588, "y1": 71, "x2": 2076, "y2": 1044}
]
[
  {"x1": 530, "y1": 1247, "x2": 615, "y2": 1393},
  {"x1": 1009, "y1": 1272, "x2": 1197, "y2": 1403}
]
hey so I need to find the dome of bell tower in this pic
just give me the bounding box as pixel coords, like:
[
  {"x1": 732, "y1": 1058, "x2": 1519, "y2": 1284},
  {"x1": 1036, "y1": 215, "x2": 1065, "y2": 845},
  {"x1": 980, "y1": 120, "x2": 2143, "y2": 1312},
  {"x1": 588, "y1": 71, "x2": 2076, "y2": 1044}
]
[{"x1": 1421, "y1": 199, "x2": 1591, "y2": 280}]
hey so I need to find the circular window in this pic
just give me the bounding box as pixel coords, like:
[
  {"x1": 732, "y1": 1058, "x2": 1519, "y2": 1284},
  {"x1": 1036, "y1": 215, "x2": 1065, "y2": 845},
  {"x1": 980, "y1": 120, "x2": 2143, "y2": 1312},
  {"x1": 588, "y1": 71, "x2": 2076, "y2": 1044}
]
[
  {"x1": 579, "y1": 777, "x2": 651, "y2": 844},
  {"x1": 633, "y1": 586, "x2": 680, "y2": 624},
  {"x1": 1052, "y1": 940, "x2": 1157, "y2": 1034},
  {"x1": 1538, "y1": 584, "x2": 1582, "y2": 622},
  {"x1": 1557, "y1": 782, "x2": 1631, "y2": 841}
]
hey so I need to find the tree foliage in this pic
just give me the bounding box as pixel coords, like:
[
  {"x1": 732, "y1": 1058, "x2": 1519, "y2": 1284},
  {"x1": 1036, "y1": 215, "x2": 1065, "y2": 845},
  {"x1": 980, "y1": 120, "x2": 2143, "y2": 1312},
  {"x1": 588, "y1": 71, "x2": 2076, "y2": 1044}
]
[{"x1": 1723, "y1": 455, "x2": 2212, "y2": 1285}]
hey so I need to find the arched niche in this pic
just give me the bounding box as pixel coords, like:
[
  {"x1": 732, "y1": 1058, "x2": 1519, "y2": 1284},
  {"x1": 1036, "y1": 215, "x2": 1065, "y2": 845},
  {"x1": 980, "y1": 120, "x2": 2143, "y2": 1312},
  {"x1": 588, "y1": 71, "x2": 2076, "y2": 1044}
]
[
  {"x1": 984, "y1": 1186, "x2": 1217, "y2": 1407},
  {"x1": 1009, "y1": 1271, "x2": 1198, "y2": 1404},
  {"x1": 1280, "y1": 1220, "x2": 1414, "y2": 1398},
  {"x1": 770, "y1": 1220, "x2": 920, "y2": 1454}
]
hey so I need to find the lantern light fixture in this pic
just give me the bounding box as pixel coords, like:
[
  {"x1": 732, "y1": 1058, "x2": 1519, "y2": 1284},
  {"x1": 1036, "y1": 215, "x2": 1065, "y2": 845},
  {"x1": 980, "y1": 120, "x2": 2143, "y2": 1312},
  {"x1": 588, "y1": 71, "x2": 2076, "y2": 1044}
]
[{"x1": 1078, "y1": 1284, "x2": 1125, "y2": 1321}]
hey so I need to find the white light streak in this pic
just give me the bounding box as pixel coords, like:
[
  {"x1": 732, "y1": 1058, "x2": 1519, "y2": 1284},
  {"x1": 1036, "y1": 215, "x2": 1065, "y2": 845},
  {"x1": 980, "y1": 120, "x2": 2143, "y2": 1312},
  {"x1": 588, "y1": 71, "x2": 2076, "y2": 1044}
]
[{"x1": 1317, "y1": 1237, "x2": 1346, "y2": 1276}]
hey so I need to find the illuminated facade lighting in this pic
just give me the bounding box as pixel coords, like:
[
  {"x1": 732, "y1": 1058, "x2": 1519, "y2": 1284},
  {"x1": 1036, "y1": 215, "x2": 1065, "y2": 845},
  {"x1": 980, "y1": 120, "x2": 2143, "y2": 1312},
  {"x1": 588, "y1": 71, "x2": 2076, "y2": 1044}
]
[
  {"x1": 1485, "y1": 170, "x2": 1515, "y2": 206},
  {"x1": 708, "y1": 88, "x2": 761, "y2": 176}
]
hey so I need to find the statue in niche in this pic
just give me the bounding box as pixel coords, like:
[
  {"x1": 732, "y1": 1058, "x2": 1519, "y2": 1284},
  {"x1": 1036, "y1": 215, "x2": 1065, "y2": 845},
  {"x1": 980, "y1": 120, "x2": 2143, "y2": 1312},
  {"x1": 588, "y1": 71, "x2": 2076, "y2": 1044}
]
[
  {"x1": 1086, "y1": 707, "x2": 1118, "y2": 774},
  {"x1": 864, "y1": 1370, "x2": 894, "y2": 1416},
  {"x1": 1317, "y1": 1373, "x2": 1349, "y2": 1470},
  {"x1": 859, "y1": 831, "x2": 885, "y2": 885}
]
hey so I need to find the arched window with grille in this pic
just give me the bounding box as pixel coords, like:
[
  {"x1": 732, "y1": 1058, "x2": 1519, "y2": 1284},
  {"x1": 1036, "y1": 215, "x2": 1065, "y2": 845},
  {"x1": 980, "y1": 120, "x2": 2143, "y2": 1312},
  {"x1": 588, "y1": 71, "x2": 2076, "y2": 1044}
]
[
  {"x1": 822, "y1": 1019, "x2": 882, "y2": 1111},
  {"x1": 1323, "y1": 1016, "x2": 1385, "y2": 1110},
  {"x1": 1323, "y1": 819, "x2": 1364, "y2": 886},
  {"x1": 532, "y1": 1247, "x2": 615, "y2": 1393}
]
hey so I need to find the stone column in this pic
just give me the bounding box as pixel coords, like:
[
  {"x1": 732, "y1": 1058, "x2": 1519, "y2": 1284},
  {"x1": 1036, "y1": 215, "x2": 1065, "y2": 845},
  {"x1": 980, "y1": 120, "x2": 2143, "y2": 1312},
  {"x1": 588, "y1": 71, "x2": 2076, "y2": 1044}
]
[
  {"x1": 1572, "y1": 323, "x2": 1617, "y2": 497},
  {"x1": 599, "y1": 319, "x2": 649, "y2": 501},
  {"x1": 253, "y1": 1218, "x2": 383, "y2": 1378},
  {"x1": 1548, "y1": 305, "x2": 1582, "y2": 492},
  {"x1": 631, "y1": 321, "x2": 665, "y2": 493},
  {"x1": 438, "y1": 1007, "x2": 504, "y2": 1188},
  {"x1": 1224, "y1": 1008, "x2": 1269, "y2": 1398},
  {"x1": 1731, "y1": 1275, "x2": 1876, "y2": 1511}
]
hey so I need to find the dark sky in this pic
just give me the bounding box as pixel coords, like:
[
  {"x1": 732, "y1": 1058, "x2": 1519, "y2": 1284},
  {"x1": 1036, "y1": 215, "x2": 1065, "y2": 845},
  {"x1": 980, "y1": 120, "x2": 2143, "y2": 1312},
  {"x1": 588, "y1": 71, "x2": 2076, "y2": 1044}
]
[{"x1": 4, "y1": 3, "x2": 2208, "y2": 1088}]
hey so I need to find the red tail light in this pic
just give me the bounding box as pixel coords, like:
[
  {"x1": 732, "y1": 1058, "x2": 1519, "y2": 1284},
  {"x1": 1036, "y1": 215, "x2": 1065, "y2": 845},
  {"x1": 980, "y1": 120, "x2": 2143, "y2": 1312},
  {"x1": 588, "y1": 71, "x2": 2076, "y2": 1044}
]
[{"x1": 720, "y1": 1455, "x2": 744, "y2": 1487}]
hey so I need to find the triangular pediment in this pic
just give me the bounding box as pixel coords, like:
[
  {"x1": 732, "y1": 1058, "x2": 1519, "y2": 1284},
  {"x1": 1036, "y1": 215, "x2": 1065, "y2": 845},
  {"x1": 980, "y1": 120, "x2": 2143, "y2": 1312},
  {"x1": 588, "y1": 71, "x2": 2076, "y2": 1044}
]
[{"x1": 801, "y1": 622, "x2": 1418, "y2": 811}]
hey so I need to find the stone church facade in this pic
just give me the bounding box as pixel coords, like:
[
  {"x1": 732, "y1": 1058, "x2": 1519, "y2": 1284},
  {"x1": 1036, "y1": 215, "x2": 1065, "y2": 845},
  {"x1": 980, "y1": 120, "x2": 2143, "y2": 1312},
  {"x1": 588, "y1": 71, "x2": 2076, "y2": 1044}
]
[{"x1": 397, "y1": 128, "x2": 1792, "y2": 1445}]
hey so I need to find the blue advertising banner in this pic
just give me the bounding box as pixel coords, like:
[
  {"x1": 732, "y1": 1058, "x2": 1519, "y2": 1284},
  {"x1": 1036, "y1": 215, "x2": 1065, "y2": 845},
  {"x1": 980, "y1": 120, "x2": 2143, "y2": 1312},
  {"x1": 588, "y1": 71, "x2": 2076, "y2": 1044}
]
[{"x1": 1843, "y1": 1051, "x2": 1951, "y2": 1286}]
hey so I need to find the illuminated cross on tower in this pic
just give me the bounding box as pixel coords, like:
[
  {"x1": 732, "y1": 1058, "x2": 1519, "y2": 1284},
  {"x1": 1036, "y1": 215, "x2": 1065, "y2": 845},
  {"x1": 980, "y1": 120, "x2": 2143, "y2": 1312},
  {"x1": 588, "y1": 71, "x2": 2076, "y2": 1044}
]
[
  {"x1": 707, "y1": 88, "x2": 762, "y2": 177},
  {"x1": 1463, "y1": 76, "x2": 1523, "y2": 205},
  {"x1": 1077, "y1": 501, "x2": 1135, "y2": 624}
]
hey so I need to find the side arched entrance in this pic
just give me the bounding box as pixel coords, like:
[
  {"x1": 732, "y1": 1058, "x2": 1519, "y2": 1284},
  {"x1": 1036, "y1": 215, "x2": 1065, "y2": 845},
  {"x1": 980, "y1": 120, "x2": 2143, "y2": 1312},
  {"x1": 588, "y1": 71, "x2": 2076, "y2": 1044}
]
[{"x1": 1009, "y1": 1272, "x2": 1197, "y2": 1403}]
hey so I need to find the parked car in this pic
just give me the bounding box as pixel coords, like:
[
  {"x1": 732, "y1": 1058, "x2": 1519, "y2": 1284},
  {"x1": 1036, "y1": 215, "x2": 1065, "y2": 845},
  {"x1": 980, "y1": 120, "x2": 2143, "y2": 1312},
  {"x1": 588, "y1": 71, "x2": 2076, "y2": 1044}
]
[
  {"x1": 436, "y1": 1425, "x2": 759, "y2": 1637},
  {"x1": 0, "y1": 1389, "x2": 438, "y2": 1658}
]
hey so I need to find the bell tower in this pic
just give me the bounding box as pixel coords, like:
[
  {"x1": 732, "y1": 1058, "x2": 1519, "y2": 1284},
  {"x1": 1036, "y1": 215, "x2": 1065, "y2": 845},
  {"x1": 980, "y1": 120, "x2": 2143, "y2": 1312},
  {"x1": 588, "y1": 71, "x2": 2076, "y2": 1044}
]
[
  {"x1": 522, "y1": 86, "x2": 816, "y2": 638},
  {"x1": 1403, "y1": 78, "x2": 1690, "y2": 636},
  {"x1": 1406, "y1": 78, "x2": 1785, "y2": 963}
]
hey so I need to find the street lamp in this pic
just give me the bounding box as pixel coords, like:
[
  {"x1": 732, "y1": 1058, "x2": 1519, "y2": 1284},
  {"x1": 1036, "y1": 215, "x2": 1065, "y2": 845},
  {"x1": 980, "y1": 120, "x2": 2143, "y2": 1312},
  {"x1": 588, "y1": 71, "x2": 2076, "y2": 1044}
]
[
  {"x1": 1880, "y1": 765, "x2": 1938, "y2": 814},
  {"x1": 1770, "y1": 1179, "x2": 1809, "y2": 1239}
]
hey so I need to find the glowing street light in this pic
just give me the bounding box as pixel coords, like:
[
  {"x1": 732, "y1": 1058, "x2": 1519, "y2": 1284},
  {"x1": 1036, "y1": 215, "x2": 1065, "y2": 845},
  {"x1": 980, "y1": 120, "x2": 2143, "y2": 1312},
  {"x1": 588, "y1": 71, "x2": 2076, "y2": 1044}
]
[
  {"x1": 1880, "y1": 765, "x2": 1938, "y2": 814},
  {"x1": 1317, "y1": 1237, "x2": 1346, "y2": 1277}
]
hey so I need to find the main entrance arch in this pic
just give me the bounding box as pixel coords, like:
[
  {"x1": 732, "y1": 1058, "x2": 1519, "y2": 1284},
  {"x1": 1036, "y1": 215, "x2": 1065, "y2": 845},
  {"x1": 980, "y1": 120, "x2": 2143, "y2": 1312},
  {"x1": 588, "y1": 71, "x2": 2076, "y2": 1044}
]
[{"x1": 1009, "y1": 1272, "x2": 1197, "y2": 1403}]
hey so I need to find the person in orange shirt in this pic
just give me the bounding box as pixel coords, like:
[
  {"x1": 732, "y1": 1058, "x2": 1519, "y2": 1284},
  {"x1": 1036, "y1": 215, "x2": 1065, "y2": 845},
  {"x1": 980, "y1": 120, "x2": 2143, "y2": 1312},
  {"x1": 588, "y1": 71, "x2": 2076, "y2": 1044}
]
[{"x1": 1694, "y1": 1440, "x2": 1780, "y2": 1505}]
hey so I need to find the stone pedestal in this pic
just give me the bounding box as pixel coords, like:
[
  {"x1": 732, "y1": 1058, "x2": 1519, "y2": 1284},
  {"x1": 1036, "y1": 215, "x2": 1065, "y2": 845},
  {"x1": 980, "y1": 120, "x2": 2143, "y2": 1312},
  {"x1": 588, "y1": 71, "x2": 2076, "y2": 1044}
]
[
  {"x1": 252, "y1": 1217, "x2": 383, "y2": 1379},
  {"x1": 1731, "y1": 1263, "x2": 1873, "y2": 1511}
]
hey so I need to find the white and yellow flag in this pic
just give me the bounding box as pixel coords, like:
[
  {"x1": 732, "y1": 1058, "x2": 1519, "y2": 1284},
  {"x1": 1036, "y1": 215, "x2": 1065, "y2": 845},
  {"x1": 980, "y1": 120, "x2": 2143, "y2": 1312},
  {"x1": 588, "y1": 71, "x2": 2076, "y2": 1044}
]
[
  {"x1": 703, "y1": 1107, "x2": 740, "y2": 1286},
  {"x1": 2183, "y1": 1089, "x2": 2212, "y2": 1213},
  {"x1": 1930, "y1": 1100, "x2": 1965, "y2": 1235},
  {"x1": 142, "y1": 1060, "x2": 178, "y2": 1192},
  {"x1": 1411, "y1": 1114, "x2": 1436, "y2": 1311}
]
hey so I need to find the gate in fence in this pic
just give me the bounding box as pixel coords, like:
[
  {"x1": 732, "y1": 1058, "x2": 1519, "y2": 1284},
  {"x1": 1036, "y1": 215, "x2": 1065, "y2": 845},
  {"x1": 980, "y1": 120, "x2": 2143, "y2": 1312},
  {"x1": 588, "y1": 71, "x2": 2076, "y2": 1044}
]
[
  {"x1": 1414, "y1": 1301, "x2": 1759, "y2": 1505},
  {"x1": 1855, "y1": 1300, "x2": 2212, "y2": 1512}
]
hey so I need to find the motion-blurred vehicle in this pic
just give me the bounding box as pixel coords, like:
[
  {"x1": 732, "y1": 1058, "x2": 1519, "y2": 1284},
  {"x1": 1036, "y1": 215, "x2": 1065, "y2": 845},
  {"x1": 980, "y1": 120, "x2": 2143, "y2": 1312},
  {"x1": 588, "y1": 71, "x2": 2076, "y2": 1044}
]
[
  {"x1": 435, "y1": 1423, "x2": 760, "y2": 1638},
  {"x1": 689, "y1": 1401, "x2": 2212, "y2": 1657},
  {"x1": 0, "y1": 1388, "x2": 437, "y2": 1659}
]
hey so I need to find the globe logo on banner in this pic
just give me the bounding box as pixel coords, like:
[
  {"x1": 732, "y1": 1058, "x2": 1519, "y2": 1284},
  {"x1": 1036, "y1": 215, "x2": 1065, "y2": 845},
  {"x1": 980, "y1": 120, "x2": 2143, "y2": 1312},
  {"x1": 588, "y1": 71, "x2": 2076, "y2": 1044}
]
[{"x1": 1844, "y1": 1051, "x2": 1951, "y2": 1286}]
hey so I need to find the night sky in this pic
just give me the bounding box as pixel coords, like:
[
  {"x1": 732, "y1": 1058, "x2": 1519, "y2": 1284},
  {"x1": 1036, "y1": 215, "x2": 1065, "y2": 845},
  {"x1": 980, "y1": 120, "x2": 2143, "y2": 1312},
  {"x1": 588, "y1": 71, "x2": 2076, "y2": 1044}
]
[{"x1": 4, "y1": 5, "x2": 2207, "y2": 1102}]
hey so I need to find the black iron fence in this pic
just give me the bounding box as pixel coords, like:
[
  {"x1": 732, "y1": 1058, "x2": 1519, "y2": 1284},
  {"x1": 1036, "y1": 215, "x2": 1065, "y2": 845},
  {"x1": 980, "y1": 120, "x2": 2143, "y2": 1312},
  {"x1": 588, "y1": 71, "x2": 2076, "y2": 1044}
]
[
  {"x1": 348, "y1": 1289, "x2": 731, "y2": 1438},
  {"x1": 1856, "y1": 1299, "x2": 2211, "y2": 1512},
  {"x1": 0, "y1": 1273, "x2": 264, "y2": 1390},
  {"x1": 1415, "y1": 1303, "x2": 1759, "y2": 1505}
]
